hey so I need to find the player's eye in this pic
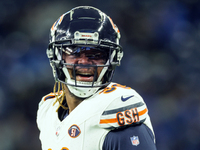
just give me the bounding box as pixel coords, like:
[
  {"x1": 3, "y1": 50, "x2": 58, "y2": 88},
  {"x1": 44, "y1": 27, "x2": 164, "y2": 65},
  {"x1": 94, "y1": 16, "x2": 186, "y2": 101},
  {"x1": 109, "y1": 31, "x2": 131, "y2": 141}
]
[{"x1": 85, "y1": 53, "x2": 103, "y2": 60}]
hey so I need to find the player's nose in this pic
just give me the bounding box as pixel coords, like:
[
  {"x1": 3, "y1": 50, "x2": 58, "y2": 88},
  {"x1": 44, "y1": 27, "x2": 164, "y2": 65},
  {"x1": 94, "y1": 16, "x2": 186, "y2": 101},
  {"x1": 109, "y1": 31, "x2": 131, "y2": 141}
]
[{"x1": 77, "y1": 54, "x2": 92, "y2": 65}]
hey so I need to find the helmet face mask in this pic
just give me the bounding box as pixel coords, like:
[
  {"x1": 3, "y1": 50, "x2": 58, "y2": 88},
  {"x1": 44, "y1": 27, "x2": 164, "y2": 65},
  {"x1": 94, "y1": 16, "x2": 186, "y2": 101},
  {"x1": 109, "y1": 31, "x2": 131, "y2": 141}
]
[
  {"x1": 62, "y1": 46, "x2": 109, "y2": 83},
  {"x1": 47, "y1": 6, "x2": 123, "y2": 98}
]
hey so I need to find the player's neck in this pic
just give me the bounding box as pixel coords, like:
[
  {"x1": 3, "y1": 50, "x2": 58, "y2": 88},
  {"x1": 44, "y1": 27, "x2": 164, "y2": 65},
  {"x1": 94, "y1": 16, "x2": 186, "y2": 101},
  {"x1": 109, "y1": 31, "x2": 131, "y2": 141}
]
[
  {"x1": 64, "y1": 86, "x2": 84, "y2": 114},
  {"x1": 66, "y1": 95, "x2": 83, "y2": 114}
]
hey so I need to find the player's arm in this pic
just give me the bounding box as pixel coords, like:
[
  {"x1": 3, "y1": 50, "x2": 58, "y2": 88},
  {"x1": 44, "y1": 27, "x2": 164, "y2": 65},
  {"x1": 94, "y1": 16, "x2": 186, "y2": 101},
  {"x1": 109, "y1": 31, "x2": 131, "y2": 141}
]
[{"x1": 102, "y1": 124, "x2": 157, "y2": 150}]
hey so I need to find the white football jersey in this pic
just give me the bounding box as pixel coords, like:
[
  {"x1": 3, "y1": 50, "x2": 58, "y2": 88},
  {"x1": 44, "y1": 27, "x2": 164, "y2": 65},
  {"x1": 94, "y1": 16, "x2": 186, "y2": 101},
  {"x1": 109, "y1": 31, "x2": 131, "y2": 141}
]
[{"x1": 37, "y1": 82, "x2": 154, "y2": 150}]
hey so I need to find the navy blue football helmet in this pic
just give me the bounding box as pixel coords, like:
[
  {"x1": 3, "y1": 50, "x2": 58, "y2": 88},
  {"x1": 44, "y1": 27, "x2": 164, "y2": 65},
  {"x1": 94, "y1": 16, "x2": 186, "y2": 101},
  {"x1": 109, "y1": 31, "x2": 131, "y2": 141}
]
[{"x1": 47, "y1": 6, "x2": 123, "y2": 98}]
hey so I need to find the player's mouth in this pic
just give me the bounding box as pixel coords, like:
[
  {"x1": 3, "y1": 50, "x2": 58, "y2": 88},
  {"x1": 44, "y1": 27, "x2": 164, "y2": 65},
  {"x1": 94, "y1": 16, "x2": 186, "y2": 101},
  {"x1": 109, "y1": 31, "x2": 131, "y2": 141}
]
[{"x1": 75, "y1": 70, "x2": 96, "y2": 82}]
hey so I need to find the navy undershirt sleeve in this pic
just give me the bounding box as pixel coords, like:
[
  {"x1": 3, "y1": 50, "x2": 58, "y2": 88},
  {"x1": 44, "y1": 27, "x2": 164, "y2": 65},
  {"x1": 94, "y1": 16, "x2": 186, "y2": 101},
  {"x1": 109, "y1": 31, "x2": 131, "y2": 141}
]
[{"x1": 102, "y1": 124, "x2": 157, "y2": 150}]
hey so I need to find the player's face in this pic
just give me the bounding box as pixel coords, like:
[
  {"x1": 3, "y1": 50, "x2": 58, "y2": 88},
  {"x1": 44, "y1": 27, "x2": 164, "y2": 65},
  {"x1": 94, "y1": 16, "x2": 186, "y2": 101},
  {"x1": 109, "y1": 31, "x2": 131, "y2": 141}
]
[{"x1": 62, "y1": 47, "x2": 107, "y2": 82}]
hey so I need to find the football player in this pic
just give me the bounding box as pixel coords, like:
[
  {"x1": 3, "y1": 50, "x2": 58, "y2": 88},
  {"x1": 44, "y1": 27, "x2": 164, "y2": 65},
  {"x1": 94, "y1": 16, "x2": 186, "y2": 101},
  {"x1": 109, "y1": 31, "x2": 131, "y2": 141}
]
[{"x1": 37, "y1": 6, "x2": 157, "y2": 150}]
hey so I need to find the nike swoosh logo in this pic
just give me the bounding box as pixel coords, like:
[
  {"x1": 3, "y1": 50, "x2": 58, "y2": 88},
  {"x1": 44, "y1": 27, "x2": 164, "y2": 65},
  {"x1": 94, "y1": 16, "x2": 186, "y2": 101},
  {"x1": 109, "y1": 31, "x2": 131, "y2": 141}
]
[{"x1": 121, "y1": 95, "x2": 134, "y2": 102}]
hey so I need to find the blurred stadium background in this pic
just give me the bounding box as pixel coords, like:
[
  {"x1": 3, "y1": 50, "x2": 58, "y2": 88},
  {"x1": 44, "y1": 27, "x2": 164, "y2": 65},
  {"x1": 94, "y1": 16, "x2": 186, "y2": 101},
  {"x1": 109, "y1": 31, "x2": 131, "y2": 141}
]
[{"x1": 0, "y1": 0, "x2": 200, "y2": 149}]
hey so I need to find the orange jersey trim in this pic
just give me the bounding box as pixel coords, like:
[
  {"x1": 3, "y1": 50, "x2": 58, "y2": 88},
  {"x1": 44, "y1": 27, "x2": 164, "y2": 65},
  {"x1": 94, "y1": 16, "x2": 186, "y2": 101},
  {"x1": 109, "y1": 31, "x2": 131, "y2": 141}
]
[
  {"x1": 43, "y1": 91, "x2": 63, "y2": 101},
  {"x1": 138, "y1": 108, "x2": 148, "y2": 116},
  {"x1": 43, "y1": 93, "x2": 55, "y2": 101},
  {"x1": 100, "y1": 118, "x2": 118, "y2": 124},
  {"x1": 100, "y1": 108, "x2": 148, "y2": 124}
]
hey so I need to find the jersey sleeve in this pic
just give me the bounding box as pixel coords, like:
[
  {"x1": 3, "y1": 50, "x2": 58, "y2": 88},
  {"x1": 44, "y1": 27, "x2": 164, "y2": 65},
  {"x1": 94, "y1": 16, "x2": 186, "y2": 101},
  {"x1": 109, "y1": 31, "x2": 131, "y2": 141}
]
[
  {"x1": 102, "y1": 124, "x2": 157, "y2": 150},
  {"x1": 99, "y1": 87, "x2": 148, "y2": 129}
]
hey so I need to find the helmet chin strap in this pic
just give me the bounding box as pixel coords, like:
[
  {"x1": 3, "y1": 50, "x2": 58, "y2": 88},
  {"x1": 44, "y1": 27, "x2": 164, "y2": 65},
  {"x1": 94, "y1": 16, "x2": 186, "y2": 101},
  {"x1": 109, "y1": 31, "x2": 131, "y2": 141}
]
[
  {"x1": 67, "y1": 83, "x2": 100, "y2": 98},
  {"x1": 62, "y1": 65, "x2": 102, "y2": 98}
]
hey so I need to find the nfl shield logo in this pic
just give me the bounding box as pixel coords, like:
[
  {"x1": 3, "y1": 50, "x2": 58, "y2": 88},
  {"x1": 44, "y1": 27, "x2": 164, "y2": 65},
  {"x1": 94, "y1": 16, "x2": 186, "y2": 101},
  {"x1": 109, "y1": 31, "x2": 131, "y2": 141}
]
[{"x1": 130, "y1": 136, "x2": 140, "y2": 146}]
